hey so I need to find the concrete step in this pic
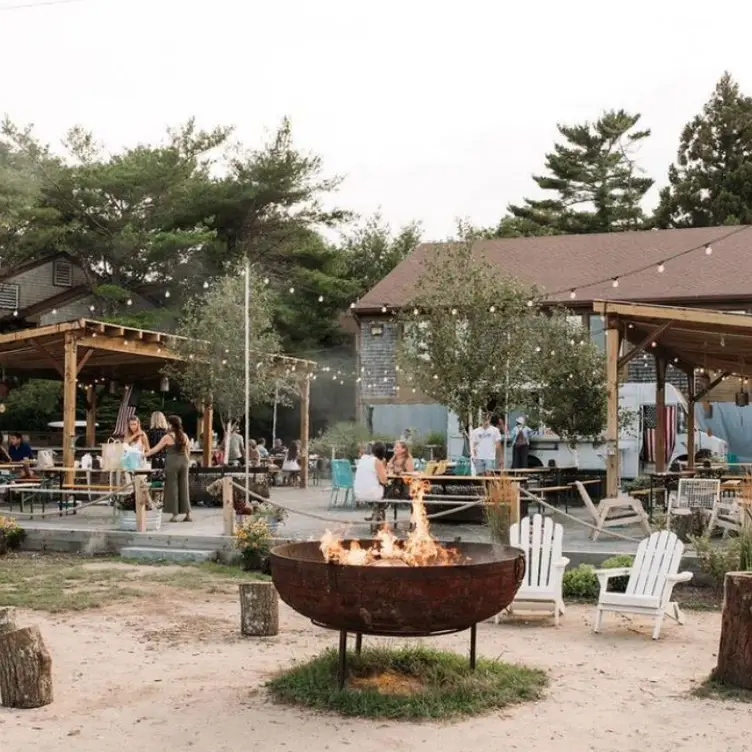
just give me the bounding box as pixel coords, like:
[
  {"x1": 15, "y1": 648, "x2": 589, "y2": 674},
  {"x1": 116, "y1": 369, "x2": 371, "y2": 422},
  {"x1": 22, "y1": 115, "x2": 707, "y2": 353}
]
[{"x1": 120, "y1": 546, "x2": 216, "y2": 563}]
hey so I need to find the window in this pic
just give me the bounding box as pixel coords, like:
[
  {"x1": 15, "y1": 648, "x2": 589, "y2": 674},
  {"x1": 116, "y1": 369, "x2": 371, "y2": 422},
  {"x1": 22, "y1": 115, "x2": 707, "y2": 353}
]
[
  {"x1": 53, "y1": 259, "x2": 73, "y2": 287},
  {"x1": 0, "y1": 283, "x2": 19, "y2": 310}
]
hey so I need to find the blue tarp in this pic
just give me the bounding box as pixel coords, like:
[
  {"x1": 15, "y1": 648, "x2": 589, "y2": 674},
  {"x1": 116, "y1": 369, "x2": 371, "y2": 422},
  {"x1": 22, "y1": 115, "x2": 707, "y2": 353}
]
[{"x1": 695, "y1": 402, "x2": 752, "y2": 463}]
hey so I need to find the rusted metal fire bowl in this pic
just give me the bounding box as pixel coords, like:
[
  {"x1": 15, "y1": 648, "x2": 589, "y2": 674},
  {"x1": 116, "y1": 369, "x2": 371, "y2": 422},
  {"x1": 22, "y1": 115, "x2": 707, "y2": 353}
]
[{"x1": 269, "y1": 540, "x2": 526, "y2": 636}]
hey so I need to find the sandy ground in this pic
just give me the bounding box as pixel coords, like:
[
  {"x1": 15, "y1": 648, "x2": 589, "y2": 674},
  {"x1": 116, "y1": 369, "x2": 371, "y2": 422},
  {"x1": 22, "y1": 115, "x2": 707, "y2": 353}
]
[{"x1": 1, "y1": 588, "x2": 751, "y2": 752}]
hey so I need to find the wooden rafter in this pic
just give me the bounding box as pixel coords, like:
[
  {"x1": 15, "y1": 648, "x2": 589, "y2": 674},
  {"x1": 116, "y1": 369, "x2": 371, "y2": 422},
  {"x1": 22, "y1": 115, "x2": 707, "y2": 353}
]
[{"x1": 618, "y1": 321, "x2": 674, "y2": 370}]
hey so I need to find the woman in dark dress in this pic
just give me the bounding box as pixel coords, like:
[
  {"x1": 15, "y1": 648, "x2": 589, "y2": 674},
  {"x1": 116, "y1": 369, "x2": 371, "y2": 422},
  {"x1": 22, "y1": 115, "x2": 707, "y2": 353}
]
[
  {"x1": 147, "y1": 412, "x2": 169, "y2": 469},
  {"x1": 145, "y1": 415, "x2": 191, "y2": 523}
]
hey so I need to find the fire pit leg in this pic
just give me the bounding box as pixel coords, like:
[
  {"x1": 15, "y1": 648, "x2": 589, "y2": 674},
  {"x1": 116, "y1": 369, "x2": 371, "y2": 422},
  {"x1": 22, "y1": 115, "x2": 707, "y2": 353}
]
[
  {"x1": 469, "y1": 623, "x2": 477, "y2": 671},
  {"x1": 337, "y1": 630, "x2": 348, "y2": 690},
  {"x1": 355, "y1": 632, "x2": 362, "y2": 655}
]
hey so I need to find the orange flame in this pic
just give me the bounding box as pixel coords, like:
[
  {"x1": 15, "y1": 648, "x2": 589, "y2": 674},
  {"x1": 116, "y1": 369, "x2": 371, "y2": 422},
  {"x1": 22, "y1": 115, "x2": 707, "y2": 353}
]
[{"x1": 320, "y1": 477, "x2": 461, "y2": 566}]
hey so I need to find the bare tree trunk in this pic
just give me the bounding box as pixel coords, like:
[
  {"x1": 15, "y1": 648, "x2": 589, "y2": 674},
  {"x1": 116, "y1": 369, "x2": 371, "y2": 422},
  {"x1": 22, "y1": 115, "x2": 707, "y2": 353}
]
[
  {"x1": 239, "y1": 582, "x2": 279, "y2": 636},
  {"x1": 0, "y1": 626, "x2": 53, "y2": 708},
  {"x1": 712, "y1": 571, "x2": 752, "y2": 690},
  {"x1": 223, "y1": 418, "x2": 233, "y2": 465}
]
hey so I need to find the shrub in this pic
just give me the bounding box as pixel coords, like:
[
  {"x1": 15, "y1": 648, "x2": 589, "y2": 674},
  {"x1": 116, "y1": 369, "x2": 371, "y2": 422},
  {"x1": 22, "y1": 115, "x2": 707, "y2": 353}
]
[
  {"x1": 310, "y1": 422, "x2": 372, "y2": 460},
  {"x1": 562, "y1": 564, "x2": 598, "y2": 599},
  {"x1": 600, "y1": 554, "x2": 634, "y2": 593},
  {"x1": 689, "y1": 532, "x2": 752, "y2": 589},
  {"x1": 0, "y1": 516, "x2": 25, "y2": 553}
]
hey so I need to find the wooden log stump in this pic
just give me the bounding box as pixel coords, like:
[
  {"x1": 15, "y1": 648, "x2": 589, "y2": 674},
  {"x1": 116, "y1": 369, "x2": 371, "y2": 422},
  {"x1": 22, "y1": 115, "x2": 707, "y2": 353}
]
[
  {"x1": 239, "y1": 582, "x2": 279, "y2": 637},
  {"x1": 0, "y1": 607, "x2": 17, "y2": 635},
  {"x1": 712, "y1": 571, "x2": 752, "y2": 690},
  {"x1": 0, "y1": 626, "x2": 53, "y2": 708}
]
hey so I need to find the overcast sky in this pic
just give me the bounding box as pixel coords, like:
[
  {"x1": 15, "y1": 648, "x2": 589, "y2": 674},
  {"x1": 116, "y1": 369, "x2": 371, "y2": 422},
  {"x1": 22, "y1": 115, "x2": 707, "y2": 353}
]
[{"x1": 2, "y1": 0, "x2": 752, "y2": 240}]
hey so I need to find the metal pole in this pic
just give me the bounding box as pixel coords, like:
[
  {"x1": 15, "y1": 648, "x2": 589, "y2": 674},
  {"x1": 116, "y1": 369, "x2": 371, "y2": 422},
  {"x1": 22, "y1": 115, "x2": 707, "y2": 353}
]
[
  {"x1": 272, "y1": 381, "x2": 279, "y2": 443},
  {"x1": 503, "y1": 332, "x2": 510, "y2": 469},
  {"x1": 244, "y1": 258, "x2": 250, "y2": 508}
]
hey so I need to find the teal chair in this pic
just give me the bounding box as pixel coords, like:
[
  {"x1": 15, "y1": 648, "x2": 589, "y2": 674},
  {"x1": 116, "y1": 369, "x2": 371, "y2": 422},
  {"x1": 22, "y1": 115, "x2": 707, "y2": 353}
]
[
  {"x1": 329, "y1": 459, "x2": 355, "y2": 508},
  {"x1": 453, "y1": 456, "x2": 472, "y2": 476}
]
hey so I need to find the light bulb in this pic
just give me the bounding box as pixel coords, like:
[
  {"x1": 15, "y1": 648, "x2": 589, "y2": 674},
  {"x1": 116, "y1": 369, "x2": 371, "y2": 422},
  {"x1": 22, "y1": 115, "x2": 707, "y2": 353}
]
[
  {"x1": 451, "y1": 308, "x2": 457, "y2": 315},
  {"x1": 489, "y1": 305, "x2": 496, "y2": 313},
  {"x1": 165, "y1": 291, "x2": 170, "y2": 298},
  {"x1": 263, "y1": 277, "x2": 269, "y2": 285},
  {"x1": 612, "y1": 278, "x2": 619, "y2": 288},
  {"x1": 126, "y1": 298, "x2": 132, "y2": 306},
  {"x1": 569, "y1": 290, "x2": 576, "y2": 299},
  {"x1": 413, "y1": 307, "x2": 419, "y2": 315},
  {"x1": 289, "y1": 287, "x2": 295, "y2": 294},
  {"x1": 381, "y1": 305, "x2": 387, "y2": 313},
  {"x1": 657, "y1": 263, "x2": 665, "y2": 273},
  {"x1": 350, "y1": 302, "x2": 355, "y2": 309},
  {"x1": 318, "y1": 295, "x2": 324, "y2": 303},
  {"x1": 203, "y1": 281, "x2": 209, "y2": 289},
  {"x1": 705, "y1": 244, "x2": 713, "y2": 256},
  {"x1": 527, "y1": 300, "x2": 533, "y2": 307},
  {"x1": 51, "y1": 308, "x2": 57, "y2": 315}
]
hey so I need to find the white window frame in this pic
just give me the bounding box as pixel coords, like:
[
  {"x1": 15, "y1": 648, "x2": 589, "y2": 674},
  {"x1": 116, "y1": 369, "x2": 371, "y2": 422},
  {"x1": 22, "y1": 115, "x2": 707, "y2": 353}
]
[{"x1": 0, "y1": 282, "x2": 20, "y2": 310}]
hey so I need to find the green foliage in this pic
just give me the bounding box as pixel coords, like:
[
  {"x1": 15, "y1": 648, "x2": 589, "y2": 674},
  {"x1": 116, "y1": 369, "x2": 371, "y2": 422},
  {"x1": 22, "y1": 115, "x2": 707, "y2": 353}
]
[
  {"x1": 266, "y1": 645, "x2": 547, "y2": 719},
  {"x1": 562, "y1": 555, "x2": 634, "y2": 600},
  {"x1": 691, "y1": 529, "x2": 752, "y2": 588},
  {"x1": 310, "y1": 421, "x2": 372, "y2": 460},
  {"x1": 396, "y1": 244, "x2": 610, "y2": 441},
  {"x1": 2, "y1": 380, "x2": 62, "y2": 431},
  {"x1": 655, "y1": 73, "x2": 752, "y2": 227},
  {"x1": 166, "y1": 269, "x2": 290, "y2": 433},
  {"x1": 562, "y1": 564, "x2": 599, "y2": 599},
  {"x1": 508, "y1": 109, "x2": 653, "y2": 234}
]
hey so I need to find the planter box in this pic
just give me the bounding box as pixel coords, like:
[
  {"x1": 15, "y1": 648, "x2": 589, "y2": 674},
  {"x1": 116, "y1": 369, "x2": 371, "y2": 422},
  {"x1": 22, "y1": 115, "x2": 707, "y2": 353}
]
[{"x1": 118, "y1": 510, "x2": 163, "y2": 532}]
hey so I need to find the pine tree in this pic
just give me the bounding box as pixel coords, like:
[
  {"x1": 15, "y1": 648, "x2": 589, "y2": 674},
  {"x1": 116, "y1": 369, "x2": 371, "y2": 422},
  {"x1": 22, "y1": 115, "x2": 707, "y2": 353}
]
[
  {"x1": 508, "y1": 110, "x2": 653, "y2": 234},
  {"x1": 654, "y1": 72, "x2": 752, "y2": 227}
]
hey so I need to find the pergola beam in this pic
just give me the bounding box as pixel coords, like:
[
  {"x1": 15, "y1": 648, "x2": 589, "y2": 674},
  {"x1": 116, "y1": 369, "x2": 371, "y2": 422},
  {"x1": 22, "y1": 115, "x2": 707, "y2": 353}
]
[{"x1": 618, "y1": 321, "x2": 674, "y2": 370}]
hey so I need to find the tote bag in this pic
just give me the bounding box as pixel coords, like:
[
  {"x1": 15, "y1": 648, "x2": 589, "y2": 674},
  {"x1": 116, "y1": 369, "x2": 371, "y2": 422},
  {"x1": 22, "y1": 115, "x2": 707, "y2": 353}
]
[{"x1": 102, "y1": 439, "x2": 124, "y2": 472}]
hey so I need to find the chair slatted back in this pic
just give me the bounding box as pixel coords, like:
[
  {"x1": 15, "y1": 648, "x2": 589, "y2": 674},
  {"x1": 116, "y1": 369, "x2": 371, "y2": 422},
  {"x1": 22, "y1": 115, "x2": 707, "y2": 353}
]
[
  {"x1": 674, "y1": 478, "x2": 720, "y2": 512},
  {"x1": 510, "y1": 513, "x2": 563, "y2": 589},
  {"x1": 626, "y1": 530, "x2": 684, "y2": 600},
  {"x1": 331, "y1": 459, "x2": 354, "y2": 489}
]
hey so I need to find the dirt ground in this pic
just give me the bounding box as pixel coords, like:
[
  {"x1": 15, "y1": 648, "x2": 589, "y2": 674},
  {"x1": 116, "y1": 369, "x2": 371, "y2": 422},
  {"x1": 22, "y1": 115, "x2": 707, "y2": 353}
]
[{"x1": 1, "y1": 582, "x2": 750, "y2": 752}]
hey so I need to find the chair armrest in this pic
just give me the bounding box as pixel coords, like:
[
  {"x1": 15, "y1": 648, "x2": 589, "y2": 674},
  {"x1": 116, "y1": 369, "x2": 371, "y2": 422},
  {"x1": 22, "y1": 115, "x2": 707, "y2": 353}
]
[
  {"x1": 555, "y1": 557, "x2": 570, "y2": 570},
  {"x1": 593, "y1": 567, "x2": 632, "y2": 582},
  {"x1": 665, "y1": 571, "x2": 693, "y2": 584}
]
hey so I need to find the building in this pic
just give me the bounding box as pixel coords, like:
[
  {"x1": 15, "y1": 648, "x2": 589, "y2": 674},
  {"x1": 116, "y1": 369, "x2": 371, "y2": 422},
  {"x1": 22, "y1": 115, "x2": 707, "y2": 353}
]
[
  {"x1": 0, "y1": 252, "x2": 156, "y2": 332},
  {"x1": 351, "y1": 226, "x2": 752, "y2": 435}
]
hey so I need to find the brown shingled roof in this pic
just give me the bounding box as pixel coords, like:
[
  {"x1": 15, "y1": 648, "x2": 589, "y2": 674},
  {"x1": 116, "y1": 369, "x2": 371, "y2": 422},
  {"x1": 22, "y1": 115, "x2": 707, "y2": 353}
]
[{"x1": 354, "y1": 226, "x2": 752, "y2": 313}]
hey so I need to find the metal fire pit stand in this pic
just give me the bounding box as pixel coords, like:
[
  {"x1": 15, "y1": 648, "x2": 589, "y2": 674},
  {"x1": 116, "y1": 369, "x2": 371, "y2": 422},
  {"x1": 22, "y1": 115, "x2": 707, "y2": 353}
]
[{"x1": 313, "y1": 621, "x2": 478, "y2": 690}]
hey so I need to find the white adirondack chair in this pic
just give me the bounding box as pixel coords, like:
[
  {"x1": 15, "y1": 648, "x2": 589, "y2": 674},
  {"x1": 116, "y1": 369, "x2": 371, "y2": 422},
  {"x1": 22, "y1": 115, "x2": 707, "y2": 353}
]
[
  {"x1": 495, "y1": 514, "x2": 569, "y2": 626},
  {"x1": 575, "y1": 481, "x2": 651, "y2": 542},
  {"x1": 593, "y1": 530, "x2": 692, "y2": 640}
]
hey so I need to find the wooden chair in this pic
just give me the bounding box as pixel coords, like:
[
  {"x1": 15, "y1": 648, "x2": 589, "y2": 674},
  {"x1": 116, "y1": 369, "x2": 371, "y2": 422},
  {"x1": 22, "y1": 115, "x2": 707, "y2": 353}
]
[
  {"x1": 574, "y1": 481, "x2": 651, "y2": 541},
  {"x1": 593, "y1": 530, "x2": 692, "y2": 640},
  {"x1": 496, "y1": 513, "x2": 569, "y2": 626}
]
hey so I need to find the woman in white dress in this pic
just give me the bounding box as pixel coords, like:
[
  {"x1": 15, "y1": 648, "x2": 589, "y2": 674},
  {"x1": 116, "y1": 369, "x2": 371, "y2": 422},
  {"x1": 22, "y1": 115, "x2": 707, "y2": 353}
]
[{"x1": 354, "y1": 442, "x2": 388, "y2": 521}]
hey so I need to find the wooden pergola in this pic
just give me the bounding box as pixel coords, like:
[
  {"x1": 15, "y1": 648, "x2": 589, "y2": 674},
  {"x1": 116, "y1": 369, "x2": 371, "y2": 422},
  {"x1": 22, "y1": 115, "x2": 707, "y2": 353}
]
[
  {"x1": 593, "y1": 301, "x2": 752, "y2": 496},
  {"x1": 0, "y1": 319, "x2": 316, "y2": 486}
]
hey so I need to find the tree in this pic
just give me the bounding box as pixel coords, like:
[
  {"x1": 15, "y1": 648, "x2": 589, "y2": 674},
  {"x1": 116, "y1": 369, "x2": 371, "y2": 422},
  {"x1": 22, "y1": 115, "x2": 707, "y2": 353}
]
[
  {"x1": 654, "y1": 72, "x2": 752, "y2": 227},
  {"x1": 396, "y1": 244, "x2": 609, "y2": 441},
  {"x1": 508, "y1": 110, "x2": 653, "y2": 234},
  {"x1": 165, "y1": 269, "x2": 293, "y2": 456},
  {"x1": 340, "y1": 212, "x2": 423, "y2": 299}
]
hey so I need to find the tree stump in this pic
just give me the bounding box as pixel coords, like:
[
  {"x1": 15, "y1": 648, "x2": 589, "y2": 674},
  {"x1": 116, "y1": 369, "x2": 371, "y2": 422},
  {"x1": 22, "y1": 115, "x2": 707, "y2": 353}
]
[
  {"x1": 0, "y1": 607, "x2": 17, "y2": 635},
  {"x1": 239, "y1": 582, "x2": 279, "y2": 636},
  {"x1": 0, "y1": 626, "x2": 53, "y2": 708},
  {"x1": 712, "y1": 571, "x2": 752, "y2": 690}
]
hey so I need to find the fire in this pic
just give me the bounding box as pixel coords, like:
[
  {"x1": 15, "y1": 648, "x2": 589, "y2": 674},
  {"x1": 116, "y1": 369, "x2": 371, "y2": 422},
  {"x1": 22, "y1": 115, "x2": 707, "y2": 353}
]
[{"x1": 320, "y1": 478, "x2": 462, "y2": 567}]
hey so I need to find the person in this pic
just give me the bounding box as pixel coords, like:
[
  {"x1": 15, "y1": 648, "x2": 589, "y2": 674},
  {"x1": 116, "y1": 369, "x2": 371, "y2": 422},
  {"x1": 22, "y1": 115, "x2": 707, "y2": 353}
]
[
  {"x1": 355, "y1": 441, "x2": 388, "y2": 522},
  {"x1": 470, "y1": 414, "x2": 501, "y2": 474},
  {"x1": 247, "y1": 439, "x2": 261, "y2": 465},
  {"x1": 5, "y1": 432, "x2": 34, "y2": 463},
  {"x1": 257, "y1": 438, "x2": 269, "y2": 459},
  {"x1": 124, "y1": 417, "x2": 150, "y2": 454},
  {"x1": 511, "y1": 416, "x2": 533, "y2": 469},
  {"x1": 272, "y1": 438, "x2": 287, "y2": 456},
  {"x1": 144, "y1": 415, "x2": 191, "y2": 523},
  {"x1": 282, "y1": 440, "x2": 302, "y2": 485},
  {"x1": 226, "y1": 425, "x2": 245, "y2": 466},
  {"x1": 387, "y1": 440, "x2": 414, "y2": 475},
  {"x1": 147, "y1": 412, "x2": 169, "y2": 469}
]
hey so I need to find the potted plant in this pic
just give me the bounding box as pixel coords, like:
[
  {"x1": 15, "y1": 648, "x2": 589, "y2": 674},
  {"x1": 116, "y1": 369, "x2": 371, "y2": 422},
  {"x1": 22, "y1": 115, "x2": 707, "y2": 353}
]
[
  {"x1": 0, "y1": 516, "x2": 26, "y2": 555},
  {"x1": 255, "y1": 502, "x2": 286, "y2": 534},
  {"x1": 234, "y1": 517, "x2": 273, "y2": 571},
  {"x1": 117, "y1": 492, "x2": 163, "y2": 532}
]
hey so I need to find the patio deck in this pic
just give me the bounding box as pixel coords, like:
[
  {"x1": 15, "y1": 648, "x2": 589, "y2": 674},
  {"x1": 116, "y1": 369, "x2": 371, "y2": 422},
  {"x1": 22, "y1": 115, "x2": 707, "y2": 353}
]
[{"x1": 7, "y1": 484, "x2": 651, "y2": 563}]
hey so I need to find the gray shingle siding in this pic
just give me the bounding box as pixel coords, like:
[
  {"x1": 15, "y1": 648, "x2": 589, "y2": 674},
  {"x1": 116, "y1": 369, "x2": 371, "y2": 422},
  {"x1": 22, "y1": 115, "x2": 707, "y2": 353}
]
[{"x1": 359, "y1": 317, "x2": 398, "y2": 399}]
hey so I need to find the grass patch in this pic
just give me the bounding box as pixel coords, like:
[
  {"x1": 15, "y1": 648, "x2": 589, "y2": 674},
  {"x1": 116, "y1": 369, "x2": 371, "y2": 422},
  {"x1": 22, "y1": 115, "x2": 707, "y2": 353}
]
[
  {"x1": 693, "y1": 678, "x2": 752, "y2": 703},
  {"x1": 0, "y1": 553, "x2": 267, "y2": 612},
  {"x1": 267, "y1": 645, "x2": 547, "y2": 720}
]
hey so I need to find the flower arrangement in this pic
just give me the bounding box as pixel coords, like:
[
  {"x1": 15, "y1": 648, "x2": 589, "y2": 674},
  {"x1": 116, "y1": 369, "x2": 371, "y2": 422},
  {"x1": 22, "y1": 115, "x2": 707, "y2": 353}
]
[
  {"x1": 234, "y1": 516, "x2": 273, "y2": 570},
  {"x1": 0, "y1": 515, "x2": 26, "y2": 554}
]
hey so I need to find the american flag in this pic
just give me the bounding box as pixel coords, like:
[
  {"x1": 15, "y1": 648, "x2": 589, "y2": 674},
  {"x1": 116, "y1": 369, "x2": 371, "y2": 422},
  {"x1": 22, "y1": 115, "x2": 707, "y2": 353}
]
[
  {"x1": 114, "y1": 385, "x2": 137, "y2": 437},
  {"x1": 642, "y1": 405, "x2": 677, "y2": 464}
]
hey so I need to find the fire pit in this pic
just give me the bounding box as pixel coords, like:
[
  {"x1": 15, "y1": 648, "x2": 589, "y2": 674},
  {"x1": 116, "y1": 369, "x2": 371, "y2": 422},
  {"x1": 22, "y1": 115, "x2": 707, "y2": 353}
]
[{"x1": 270, "y1": 479, "x2": 525, "y2": 688}]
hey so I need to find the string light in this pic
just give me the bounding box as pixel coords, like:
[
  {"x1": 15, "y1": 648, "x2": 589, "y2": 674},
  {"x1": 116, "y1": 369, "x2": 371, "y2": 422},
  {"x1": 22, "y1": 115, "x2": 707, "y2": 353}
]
[
  {"x1": 165, "y1": 291, "x2": 170, "y2": 298},
  {"x1": 318, "y1": 295, "x2": 324, "y2": 303},
  {"x1": 705, "y1": 244, "x2": 713, "y2": 255},
  {"x1": 126, "y1": 298, "x2": 132, "y2": 306},
  {"x1": 203, "y1": 281, "x2": 209, "y2": 289},
  {"x1": 611, "y1": 278, "x2": 619, "y2": 288},
  {"x1": 657, "y1": 263, "x2": 665, "y2": 273},
  {"x1": 569, "y1": 290, "x2": 576, "y2": 299},
  {"x1": 289, "y1": 287, "x2": 295, "y2": 294}
]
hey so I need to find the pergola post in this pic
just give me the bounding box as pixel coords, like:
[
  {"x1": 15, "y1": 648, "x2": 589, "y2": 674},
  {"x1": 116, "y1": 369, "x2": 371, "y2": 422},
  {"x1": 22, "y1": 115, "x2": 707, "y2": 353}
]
[
  {"x1": 85, "y1": 384, "x2": 97, "y2": 448},
  {"x1": 63, "y1": 333, "x2": 77, "y2": 485},
  {"x1": 201, "y1": 403, "x2": 213, "y2": 467},
  {"x1": 685, "y1": 369, "x2": 696, "y2": 470},
  {"x1": 299, "y1": 374, "x2": 311, "y2": 489},
  {"x1": 655, "y1": 356, "x2": 667, "y2": 473},
  {"x1": 605, "y1": 321, "x2": 620, "y2": 497}
]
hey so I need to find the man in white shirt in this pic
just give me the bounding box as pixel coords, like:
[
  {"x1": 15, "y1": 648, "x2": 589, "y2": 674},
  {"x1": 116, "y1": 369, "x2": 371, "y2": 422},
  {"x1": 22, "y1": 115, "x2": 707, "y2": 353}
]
[{"x1": 470, "y1": 415, "x2": 502, "y2": 474}]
